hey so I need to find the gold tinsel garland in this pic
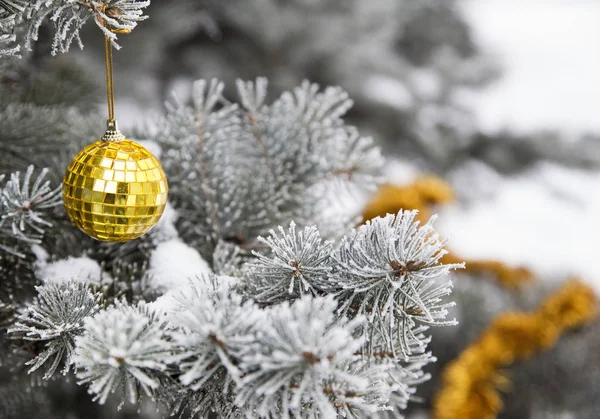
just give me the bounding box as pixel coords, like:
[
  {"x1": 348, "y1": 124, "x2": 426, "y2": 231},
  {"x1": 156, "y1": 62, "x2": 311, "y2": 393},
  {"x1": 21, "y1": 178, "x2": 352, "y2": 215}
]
[
  {"x1": 432, "y1": 279, "x2": 598, "y2": 419},
  {"x1": 362, "y1": 177, "x2": 534, "y2": 288},
  {"x1": 440, "y1": 253, "x2": 535, "y2": 289},
  {"x1": 362, "y1": 176, "x2": 454, "y2": 223}
]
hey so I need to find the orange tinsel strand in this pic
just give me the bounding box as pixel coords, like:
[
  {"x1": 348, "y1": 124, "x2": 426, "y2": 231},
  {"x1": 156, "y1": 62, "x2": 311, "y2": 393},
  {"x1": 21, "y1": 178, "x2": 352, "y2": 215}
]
[
  {"x1": 440, "y1": 253, "x2": 535, "y2": 289},
  {"x1": 362, "y1": 176, "x2": 454, "y2": 223},
  {"x1": 432, "y1": 279, "x2": 598, "y2": 419},
  {"x1": 362, "y1": 177, "x2": 535, "y2": 288}
]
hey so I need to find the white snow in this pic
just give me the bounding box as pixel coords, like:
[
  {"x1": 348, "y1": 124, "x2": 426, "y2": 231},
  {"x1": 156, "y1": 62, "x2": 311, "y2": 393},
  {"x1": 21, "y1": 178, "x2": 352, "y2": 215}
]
[
  {"x1": 363, "y1": 75, "x2": 413, "y2": 110},
  {"x1": 382, "y1": 159, "x2": 420, "y2": 186},
  {"x1": 30, "y1": 244, "x2": 49, "y2": 265},
  {"x1": 38, "y1": 256, "x2": 105, "y2": 284},
  {"x1": 436, "y1": 162, "x2": 600, "y2": 289},
  {"x1": 461, "y1": 0, "x2": 600, "y2": 134},
  {"x1": 147, "y1": 239, "x2": 212, "y2": 293},
  {"x1": 150, "y1": 202, "x2": 179, "y2": 241},
  {"x1": 410, "y1": 68, "x2": 442, "y2": 101},
  {"x1": 147, "y1": 290, "x2": 183, "y2": 316},
  {"x1": 146, "y1": 239, "x2": 213, "y2": 316}
]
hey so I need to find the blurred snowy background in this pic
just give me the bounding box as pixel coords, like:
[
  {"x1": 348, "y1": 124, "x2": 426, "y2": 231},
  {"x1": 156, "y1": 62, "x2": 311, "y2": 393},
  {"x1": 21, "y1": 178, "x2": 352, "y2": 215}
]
[{"x1": 441, "y1": 0, "x2": 600, "y2": 287}]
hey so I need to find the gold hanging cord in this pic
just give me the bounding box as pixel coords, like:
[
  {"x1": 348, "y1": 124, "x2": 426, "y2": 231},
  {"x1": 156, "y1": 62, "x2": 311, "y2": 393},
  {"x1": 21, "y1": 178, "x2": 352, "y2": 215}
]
[
  {"x1": 100, "y1": 7, "x2": 131, "y2": 142},
  {"x1": 104, "y1": 34, "x2": 116, "y2": 123}
]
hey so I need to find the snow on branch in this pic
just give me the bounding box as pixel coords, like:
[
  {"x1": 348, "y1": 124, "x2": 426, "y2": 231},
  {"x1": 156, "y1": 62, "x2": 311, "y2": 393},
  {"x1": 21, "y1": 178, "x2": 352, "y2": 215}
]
[
  {"x1": 0, "y1": 0, "x2": 150, "y2": 57},
  {"x1": 235, "y1": 296, "x2": 388, "y2": 418},
  {"x1": 167, "y1": 277, "x2": 263, "y2": 390}
]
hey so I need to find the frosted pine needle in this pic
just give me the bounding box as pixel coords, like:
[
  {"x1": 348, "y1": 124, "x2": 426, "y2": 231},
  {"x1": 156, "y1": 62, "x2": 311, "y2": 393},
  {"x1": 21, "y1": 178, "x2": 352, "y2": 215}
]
[
  {"x1": 247, "y1": 221, "x2": 335, "y2": 303},
  {"x1": 73, "y1": 301, "x2": 172, "y2": 406},
  {"x1": 0, "y1": 166, "x2": 62, "y2": 248},
  {"x1": 7, "y1": 280, "x2": 102, "y2": 378},
  {"x1": 0, "y1": 0, "x2": 151, "y2": 56},
  {"x1": 334, "y1": 210, "x2": 463, "y2": 358},
  {"x1": 235, "y1": 296, "x2": 376, "y2": 418},
  {"x1": 167, "y1": 277, "x2": 264, "y2": 390}
]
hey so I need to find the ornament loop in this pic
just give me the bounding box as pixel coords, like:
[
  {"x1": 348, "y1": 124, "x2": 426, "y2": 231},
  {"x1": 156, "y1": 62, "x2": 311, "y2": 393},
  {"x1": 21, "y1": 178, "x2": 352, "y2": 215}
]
[
  {"x1": 100, "y1": 4, "x2": 133, "y2": 35},
  {"x1": 101, "y1": 119, "x2": 125, "y2": 142}
]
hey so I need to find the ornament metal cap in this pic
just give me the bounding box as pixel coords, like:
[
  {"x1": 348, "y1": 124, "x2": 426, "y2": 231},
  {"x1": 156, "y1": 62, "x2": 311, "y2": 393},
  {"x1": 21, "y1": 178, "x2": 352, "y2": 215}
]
[{"x1": 101, "y1": 120, "x2": 125, "y2": 142}]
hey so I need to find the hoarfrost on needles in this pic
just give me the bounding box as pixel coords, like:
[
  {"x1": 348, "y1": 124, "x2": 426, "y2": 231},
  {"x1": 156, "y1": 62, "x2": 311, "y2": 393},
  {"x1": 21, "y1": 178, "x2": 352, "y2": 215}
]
[{"x1": 4, "y1": 78, "x2": 461, "y2": 418}]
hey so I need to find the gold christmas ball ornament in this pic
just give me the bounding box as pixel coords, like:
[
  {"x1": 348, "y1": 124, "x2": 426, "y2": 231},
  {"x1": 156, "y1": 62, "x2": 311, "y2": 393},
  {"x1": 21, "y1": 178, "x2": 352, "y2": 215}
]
[{"x1": 62, "y1": 122, "x2": 168, "y2": 242}]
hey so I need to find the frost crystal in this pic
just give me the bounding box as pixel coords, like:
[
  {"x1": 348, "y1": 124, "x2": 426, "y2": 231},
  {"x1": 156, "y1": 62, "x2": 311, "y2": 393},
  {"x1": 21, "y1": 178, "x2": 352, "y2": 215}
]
[
  {"x1": 73, "y1": 301, "x2": 172, "y2": 405},
  {"x1": 7, "y1": 280, "x2": 102, "y2": 378},
  {"x1": 248, "y1": 221, "x2": 335, "y2": 303},
  {"x1": 235, "y1": 296, "x2": 379, "y2": 418},
  {"x1": 168, "y1": 277, "x2": 263, "y2": 389},
  {"x1": 0, "y1": 0, "x2": 151, "y2": 56},
  {"x1": 0, "y1": 166, "x2": 62, "y2": 254},
  {"x1": 335, "y1": 211, "x2": 463, "y2": 357}
]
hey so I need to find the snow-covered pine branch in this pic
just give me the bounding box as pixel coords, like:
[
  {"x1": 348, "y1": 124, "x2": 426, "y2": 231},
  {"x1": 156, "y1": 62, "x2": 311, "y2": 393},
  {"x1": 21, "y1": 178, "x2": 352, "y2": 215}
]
[
  {"x1": 73, "y1": 300, "x2": 172, "y2": 406},
  {"x1": 0, "y1": 0, "x2": 23, "y2": 56},
  {"x1": 152, "y1": 78, "x2": 382, "y2": 262},
  {"x1": 234, "y1": 296, "x2": 389, "y2": 418},
  {"x1": 158, "y1": 277, "x2": 261, "y2": 418},
  {"x1": 56, "y1": 210, "x2": 458, "y2": 417},
  {"x1": 0, "y1": 0, "x2": 150, "y2": 57},
  {"x1": 247, "y1": 221, "x2": 335, "y2": 302},
  {"x1": 246, "y1": 210, "x2": 463, "y2": 359},
  {"x1": 334, "y1": 211, "x2": 463, "y2": 358},
  {"x1": 7, "y1": 280, "x2": 103, "y2": 378},
  {"x1": 0, "y1": 165, "x2": 62, "y2": 256},
  {"x1": 4, "y1": 76, "x2": 461, "y2": 417}
]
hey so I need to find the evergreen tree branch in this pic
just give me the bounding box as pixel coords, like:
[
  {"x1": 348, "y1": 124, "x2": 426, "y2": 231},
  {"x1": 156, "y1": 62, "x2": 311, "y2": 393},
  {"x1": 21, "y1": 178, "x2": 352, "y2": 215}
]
[
  {"x1": 0, "y1": 165, "x2": 62, "y2": 256},
  {"x1": 7, "y1": 280, "x2": 103, "y2": 378},
  {"x1": 0, "y1": 0, "x2": 150, "y2": 57}
]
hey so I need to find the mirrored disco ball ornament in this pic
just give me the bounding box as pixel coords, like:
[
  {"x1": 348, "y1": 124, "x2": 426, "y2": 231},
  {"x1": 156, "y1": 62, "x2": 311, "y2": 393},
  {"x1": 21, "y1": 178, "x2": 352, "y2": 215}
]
[{"x1": 62, "y1": 122, "x2": 168, "y2": 241}]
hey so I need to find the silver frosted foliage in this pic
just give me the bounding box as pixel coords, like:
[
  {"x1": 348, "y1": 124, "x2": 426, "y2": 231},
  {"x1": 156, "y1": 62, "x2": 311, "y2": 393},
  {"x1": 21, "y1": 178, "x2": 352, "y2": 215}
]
[{"x1": 7, "y1": 280, "x2": 103, "y2": 378}]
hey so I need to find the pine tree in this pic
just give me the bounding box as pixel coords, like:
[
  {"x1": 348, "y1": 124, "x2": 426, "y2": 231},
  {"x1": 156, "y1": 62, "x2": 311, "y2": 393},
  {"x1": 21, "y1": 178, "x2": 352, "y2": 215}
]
[{"x1": 0, "y1": 1, "x2": 464, "y2": 418}]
